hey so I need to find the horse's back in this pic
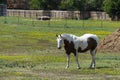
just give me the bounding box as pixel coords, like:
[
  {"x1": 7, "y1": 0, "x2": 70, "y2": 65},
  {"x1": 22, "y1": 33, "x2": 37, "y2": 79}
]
[{"x1": 81, "y1": 34, "x2": 98, "y2": 43}]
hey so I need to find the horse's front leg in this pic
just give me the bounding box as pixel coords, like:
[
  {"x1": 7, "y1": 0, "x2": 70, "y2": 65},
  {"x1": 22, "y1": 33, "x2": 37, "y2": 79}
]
[
  {"x1": 74, "y1": 51, "x2": 80, "y2": 69},
  {"x1": 66, "y1": 53, "x2": 70, "y2": 69}
]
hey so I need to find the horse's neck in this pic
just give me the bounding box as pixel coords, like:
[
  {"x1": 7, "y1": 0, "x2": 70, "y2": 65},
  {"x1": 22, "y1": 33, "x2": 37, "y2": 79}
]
[{"x1": 62, "y1": 34, "x2": 76, "y2": 42}]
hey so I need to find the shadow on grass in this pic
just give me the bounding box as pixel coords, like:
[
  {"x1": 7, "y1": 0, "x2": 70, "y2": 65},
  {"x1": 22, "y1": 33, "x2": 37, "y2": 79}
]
[{"x1": 96, "y1": 66, "x2": 112, "y2": 69}]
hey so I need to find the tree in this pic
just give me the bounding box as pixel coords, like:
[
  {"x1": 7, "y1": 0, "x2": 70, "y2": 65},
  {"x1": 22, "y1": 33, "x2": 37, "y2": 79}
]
[
  {"x1": 86, "y1": 0, "x2": 104, "y2": 11},
  {"x1": 73, "y1": 0, "x2": 86, "y2": 11},
  {"x1": 103, "y1": 0, "x2": 120, "y2": 20},
  {"x1": 29, "y1": 0, "x2": 41, "y2": 9},
  {"x1": 29, "y1": 0, "x2": 104, "y2": 11},
  {"x1": 29, "y1": 0, "x2": 61, "y2": 10},
  {"x1": 59, "y1": 0, "x2": 87, "y2": 11},
  {"x1": 59, "y1": 0, "x2": 74, "y2": 10},
  {"x1": 59, "y1": 0, "x2": 104, "y2": 11}
]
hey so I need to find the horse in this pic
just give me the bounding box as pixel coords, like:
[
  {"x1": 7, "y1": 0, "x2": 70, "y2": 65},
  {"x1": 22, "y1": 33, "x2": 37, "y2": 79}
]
[{"x1": 56, "y1": 33, "x2": 99, "y2": 69}]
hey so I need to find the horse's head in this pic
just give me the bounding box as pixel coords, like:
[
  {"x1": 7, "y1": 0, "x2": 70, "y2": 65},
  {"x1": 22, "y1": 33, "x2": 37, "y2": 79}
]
[{"x1": 56, "y1": 34, "x2": 64, "y2": 49}]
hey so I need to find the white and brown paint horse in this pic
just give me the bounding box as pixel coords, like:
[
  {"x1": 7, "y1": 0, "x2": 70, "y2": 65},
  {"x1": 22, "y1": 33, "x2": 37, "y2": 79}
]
[{"x1": 56, "y1": 33, "x2": 99, "y2": 69}]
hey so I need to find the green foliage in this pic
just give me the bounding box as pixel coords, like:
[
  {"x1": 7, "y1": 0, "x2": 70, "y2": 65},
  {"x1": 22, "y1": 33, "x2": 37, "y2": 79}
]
[
  {"x1": 103, "y1": 0, "x2": 120, "y2": 20},
  {"x1": 29, "y1": 0, "x2": 104, "y2": 11},
  {"x1": 29, "y1": 0, "x2": 60, "y2": 10},
  {"x1": 58, "y1": 0, "x2": 104, "y2": 11},
  {"x1": 59, "y1": 0, "x2": 74, "y2": 10},
  {"x1": 29, "y1": 0, "x2": 41, "y2": 10},
  {"x1": 87, "y1": 0, "x2": 104, "y2": 11}
]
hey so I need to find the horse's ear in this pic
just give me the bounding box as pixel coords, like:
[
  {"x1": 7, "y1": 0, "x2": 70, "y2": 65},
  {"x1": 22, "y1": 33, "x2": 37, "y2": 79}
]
[
  {"x1": 56, "y1": 34, "x2": 62, "y2": 37},
  {"x1": 60, "y1": 34, "x2": 63, "y2": 38},
  {"x1": 56, "y1": 34, "x2": 58, "y2": 37},
  {"x1": 60, "y1": 34, "x2": 62, "y2": 37}
]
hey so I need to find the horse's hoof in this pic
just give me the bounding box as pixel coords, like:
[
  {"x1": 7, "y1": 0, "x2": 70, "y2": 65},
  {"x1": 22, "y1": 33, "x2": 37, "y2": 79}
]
[
  {"x1": 65, "y1": 66, "x2": 69, "y2": 69},
  {"x1": 77, "y1": 67, "x2": 81, "y2": 69},
  {"x1": 89, "y1": 67, "x2": 95, "y2": 69}
]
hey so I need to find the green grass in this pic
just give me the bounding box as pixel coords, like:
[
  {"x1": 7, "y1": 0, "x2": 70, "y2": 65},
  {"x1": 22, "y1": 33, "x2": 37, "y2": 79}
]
[
  {"x1": 0, "y1": 17, "x2": 120, "y2": 80},
  {"x1": 0, "y1": 53, "x2": 120, "y2": 80}
]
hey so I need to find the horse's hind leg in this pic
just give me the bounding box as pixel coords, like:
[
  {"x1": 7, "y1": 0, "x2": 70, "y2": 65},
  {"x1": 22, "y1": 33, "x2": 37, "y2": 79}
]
[{"x1": 90, "y1": 49, "x2": 96, "y2": 69}]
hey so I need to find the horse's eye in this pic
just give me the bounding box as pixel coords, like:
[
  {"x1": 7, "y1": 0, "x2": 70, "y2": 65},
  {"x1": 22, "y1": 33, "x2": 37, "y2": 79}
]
[{"x1": 60, "y1": 39, "x2": 63, "y2": 43}]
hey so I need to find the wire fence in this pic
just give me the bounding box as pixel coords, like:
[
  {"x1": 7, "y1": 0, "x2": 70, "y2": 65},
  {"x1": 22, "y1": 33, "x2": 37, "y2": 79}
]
[
  {"x1": 0, "y1": 9, "x2": 119, "y2": 30},
  {"x1": 0, "y1": 16, "x2": 104, "y2": 28}
]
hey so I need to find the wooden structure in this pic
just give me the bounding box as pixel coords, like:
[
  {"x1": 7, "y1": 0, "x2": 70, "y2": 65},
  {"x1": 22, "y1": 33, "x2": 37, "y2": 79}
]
[{"x1": 7, "y1": 9, "x2": 111, "y2": 20}]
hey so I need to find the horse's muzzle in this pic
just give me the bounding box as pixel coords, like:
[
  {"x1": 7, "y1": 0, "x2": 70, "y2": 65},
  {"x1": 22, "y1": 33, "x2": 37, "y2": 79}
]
[{"x1": 58, "y1": 47, "x2": 61, "y2": 49}]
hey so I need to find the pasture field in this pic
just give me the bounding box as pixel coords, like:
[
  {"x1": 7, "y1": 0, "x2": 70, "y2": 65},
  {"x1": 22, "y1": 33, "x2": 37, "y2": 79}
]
[{"x1": 0, "y1": 17, "x2": 120, "y2": 80}]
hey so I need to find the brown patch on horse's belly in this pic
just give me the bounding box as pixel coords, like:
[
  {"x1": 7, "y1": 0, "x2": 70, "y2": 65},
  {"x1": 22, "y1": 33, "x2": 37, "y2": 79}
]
[{"x1": 78, "y1": 38, "x2": 97, "y2": 52}]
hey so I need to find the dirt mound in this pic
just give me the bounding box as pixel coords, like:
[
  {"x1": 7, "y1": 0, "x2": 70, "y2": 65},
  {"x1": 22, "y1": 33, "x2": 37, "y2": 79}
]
[{"x1": 98, "y1": 28, "x2": 120, "y2": 52}]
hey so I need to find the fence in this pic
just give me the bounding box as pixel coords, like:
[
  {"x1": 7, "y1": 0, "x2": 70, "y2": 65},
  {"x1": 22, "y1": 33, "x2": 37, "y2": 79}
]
[{"x1": 0, "y1": 9, "x2": 113, "y2": 29}]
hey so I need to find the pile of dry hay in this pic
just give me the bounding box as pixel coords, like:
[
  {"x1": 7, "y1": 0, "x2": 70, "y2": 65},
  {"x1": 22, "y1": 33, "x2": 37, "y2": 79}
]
[{"x1": 98, "y1": 28, "x2": 120, "y2": 52}]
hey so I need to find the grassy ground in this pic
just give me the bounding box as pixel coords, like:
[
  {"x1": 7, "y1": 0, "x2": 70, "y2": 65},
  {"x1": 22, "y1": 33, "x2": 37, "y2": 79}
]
[{"x1": 0, "y1": 17, "x2": 120, "y2": 80}]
